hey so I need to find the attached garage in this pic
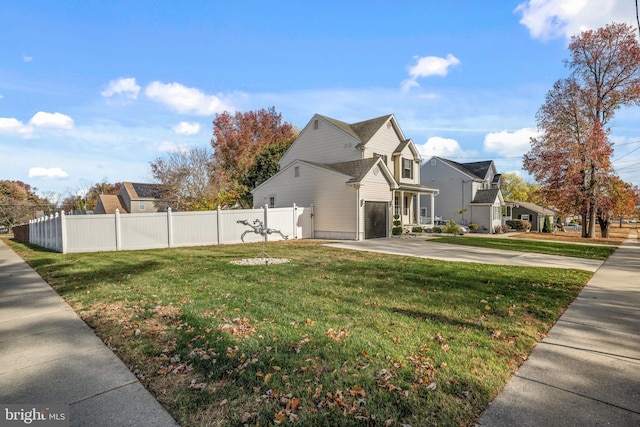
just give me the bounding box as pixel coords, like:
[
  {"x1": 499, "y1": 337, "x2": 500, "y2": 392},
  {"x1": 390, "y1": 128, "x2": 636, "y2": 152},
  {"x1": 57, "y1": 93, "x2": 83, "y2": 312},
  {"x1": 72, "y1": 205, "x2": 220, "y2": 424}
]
[{"x1": 364, "y1": 201, "x2": 388, "y2": 239}]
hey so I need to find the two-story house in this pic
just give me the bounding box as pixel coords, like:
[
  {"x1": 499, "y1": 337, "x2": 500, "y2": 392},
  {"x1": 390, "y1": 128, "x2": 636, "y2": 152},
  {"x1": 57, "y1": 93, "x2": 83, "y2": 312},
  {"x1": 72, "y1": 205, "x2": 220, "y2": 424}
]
[
  {"x1": 420, "y1": 156, "x2": 504, "y2": 233},
  {"x1": 95, "y1": 182, "x2": 168, "y2": 214},
  {"x1": 252, "y1": 114, "x2": 438, "y2": 240}
]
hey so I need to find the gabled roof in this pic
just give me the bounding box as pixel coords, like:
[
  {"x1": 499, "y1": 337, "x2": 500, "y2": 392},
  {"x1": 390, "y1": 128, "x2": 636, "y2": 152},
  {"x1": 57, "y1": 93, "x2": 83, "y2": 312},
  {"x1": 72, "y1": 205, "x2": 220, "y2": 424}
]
[
  {"x1": 435, "y1": 157, "x2": 494, "y2": 180},
  {"x1": 124, "y1": 182, "x2": 165, "y2": 199},
  {"x1": 318, "y1": 114, "x2": 394, "y2": 145},
  {"x1": 305, "y1": 158, "x2": 396, "y2": 186},
  {"x1": 512, "y1": 201, "x2": 556, "y2": 215},
  {"x1": 97, "y1": 194, "x2": 127, "y2": 214},
  {"x1": 471, "y1": 188, "x2": 501, "y2": 204}
]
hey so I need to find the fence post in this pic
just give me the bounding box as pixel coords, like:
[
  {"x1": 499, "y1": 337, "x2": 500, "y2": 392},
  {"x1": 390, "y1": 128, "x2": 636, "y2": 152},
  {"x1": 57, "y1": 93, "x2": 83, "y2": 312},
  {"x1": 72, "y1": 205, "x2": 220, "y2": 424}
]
[
  {"x1": 310, "y1": 204, "x2": 315, "y2": 239},
  {"x1": 167, "y1": 207, "x2": 173, "y2": 248},
  {"x1": 115, "y1": 209, "x2": 122, "y2": 251},
  {"x1": 53, "y1": 213, "x2": 58, "y2": 251},
  {"x1": 216, "y1": 206, "x2": 222, "y2": 245},
  {"x1": 264, "y1": 204, "x2": 269, "y2": 242},
  {"x1": 293, "y1": 203, "x2": 298, "y2": 239},
  {"x1": 60, "y1": 211, "x2": 67, "y2": 254}
]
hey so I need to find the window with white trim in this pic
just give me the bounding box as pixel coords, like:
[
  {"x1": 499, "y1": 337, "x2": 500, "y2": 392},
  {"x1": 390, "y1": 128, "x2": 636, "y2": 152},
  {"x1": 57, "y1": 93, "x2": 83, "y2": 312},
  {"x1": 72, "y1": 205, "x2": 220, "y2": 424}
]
[
  {"x1": 294, "y1": 166, "x2": 300, "y2": 177},
  {"x1": 268, "y1": 195, "x2": 276, "y2": 208},
  {"x1": 520, "y1": 214, "x2": 530, "y2": 221},
  {"x1": 139, "y1": 201, "x2": 145, "y2": 211},
  {"x1": 402, "y1": 158, "x2": 412, "y2": 179}
]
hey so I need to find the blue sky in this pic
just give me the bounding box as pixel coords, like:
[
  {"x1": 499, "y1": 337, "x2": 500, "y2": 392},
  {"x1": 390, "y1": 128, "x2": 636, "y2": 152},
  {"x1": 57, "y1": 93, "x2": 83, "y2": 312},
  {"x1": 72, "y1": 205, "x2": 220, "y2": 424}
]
[{"x1": 2, "y1": 0, "x2": 640, "y2": 199}]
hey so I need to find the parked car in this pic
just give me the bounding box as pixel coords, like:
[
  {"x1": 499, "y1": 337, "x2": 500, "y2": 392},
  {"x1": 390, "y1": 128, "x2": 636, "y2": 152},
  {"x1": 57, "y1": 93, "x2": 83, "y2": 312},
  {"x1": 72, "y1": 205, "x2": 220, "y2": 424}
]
[
  {"x1": 0, "y1": 225, "x2": 9, "y2": 234},
  {"x1": 427, "y1": 220, "x2": 469, "y2": 235}
]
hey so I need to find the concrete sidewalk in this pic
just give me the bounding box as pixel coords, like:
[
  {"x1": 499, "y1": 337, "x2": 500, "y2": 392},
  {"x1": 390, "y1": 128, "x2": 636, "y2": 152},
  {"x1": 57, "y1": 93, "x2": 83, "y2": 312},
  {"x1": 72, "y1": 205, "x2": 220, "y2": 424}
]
[
  {"x1": 0, "y1": 239, "x2": 179, "y2": 427},
  {"x1": 476, "y1": 233, "x2": 640, "y2": 426}
]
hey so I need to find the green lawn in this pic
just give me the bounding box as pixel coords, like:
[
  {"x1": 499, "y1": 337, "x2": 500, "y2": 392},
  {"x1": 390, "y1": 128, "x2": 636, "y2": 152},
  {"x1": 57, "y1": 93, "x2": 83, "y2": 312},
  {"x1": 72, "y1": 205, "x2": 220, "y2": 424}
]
[
  {"x1": 8, "y1": 240, "x2": 593, "y2": 426},
  {"x1": 429, "y1": 235, "x2": 616, "y2": 260}
]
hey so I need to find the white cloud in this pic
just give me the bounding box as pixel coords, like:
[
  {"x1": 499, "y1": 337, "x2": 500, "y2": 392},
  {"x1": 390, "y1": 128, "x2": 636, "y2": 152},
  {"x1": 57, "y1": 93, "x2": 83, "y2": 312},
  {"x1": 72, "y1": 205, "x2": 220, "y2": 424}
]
[
  {"x1": 483, "y1": 128, "x2": 538, "y2": 156},
  {"x1": 173, "y1": 121, "x2": 201, "y2": 135},
  {"x1": 101, "y1": 77, "x2": 141, "y2": 100},
  {"x1": 29, "y1": 112, "x2": 74, "y2": 129},
  {"x1": 417, "y1": 136, "x2": 463, "y2": 158},
  {"x1": 28, "y1": 167, "x2": 69, "y2": 179},
  {"x1": 402, "y1": 54, "x2": 461, "y2": 91},
  {"x1": 514, "y1": 0, "x2": 633, "y2": 41},
  {"x1": 145, "y1": 81, "x2": 232, "y2": 115},
  {"x1": 0, "y1": 117, "x2": 31, "y2": 135},
  {"x1": 23, "y1": 54, "x2": 33, "y2": 62},
  {"x1": 155, "y1": 141, "x2": 190, "y2": 153}
]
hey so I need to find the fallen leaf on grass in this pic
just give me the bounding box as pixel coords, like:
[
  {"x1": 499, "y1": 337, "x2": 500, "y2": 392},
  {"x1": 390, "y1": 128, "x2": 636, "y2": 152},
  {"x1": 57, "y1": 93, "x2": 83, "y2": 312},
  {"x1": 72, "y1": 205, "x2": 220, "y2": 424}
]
[
  {"x1": 349, "y1": 386, "x2": 366, "y2": 397},
  {"x1": 327, "y1": 328, "x2": 350, "y2": 342}
]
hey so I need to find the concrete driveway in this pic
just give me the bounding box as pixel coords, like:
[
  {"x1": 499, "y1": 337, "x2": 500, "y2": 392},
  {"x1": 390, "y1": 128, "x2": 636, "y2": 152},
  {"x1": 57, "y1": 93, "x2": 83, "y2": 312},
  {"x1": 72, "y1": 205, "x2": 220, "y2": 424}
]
[{"x1": 325, "y1": 236, "x2": 603, "y2": 271}]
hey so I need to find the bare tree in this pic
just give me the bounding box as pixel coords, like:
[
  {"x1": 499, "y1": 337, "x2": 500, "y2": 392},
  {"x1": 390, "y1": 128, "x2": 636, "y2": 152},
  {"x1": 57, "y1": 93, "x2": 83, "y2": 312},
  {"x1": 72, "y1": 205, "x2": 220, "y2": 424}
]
[{"x1": 149, "y1": 146, "x2": 217, "y2": 211}]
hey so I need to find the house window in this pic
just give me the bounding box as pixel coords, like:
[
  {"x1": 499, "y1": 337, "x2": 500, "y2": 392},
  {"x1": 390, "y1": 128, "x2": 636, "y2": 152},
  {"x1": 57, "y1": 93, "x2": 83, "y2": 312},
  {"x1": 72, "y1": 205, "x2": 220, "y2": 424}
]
[
  {"x1": 404, "y1": 195, "x2": 410, "y2": 216},
  {"x1": 374, "y1": 153, "x2": 388, "y2": 165},
  {"x1": 394, "y1": 195, "x2": 400, "y2": 215},
  {"x1": 139, "y1": 201, "x2": 145, "y2": 211},
  {"x1": 493, "y1": 206, "x2": 501, "y2": 220},
  {"x1": 313, "y1": 119, "x2": 319, "y2": 129},
  {"x1": 520, "y1": 214, "x2": 530, "y2": 221},
  {"x1": 402, "y1": 158, "x2": 412, "y2": 179},
  {"x1": 294, "y1": 166, "x2": 300, "y2": 177},
  {"x1": 268, "y1": 195, "x2": 276, "y2": 208}
]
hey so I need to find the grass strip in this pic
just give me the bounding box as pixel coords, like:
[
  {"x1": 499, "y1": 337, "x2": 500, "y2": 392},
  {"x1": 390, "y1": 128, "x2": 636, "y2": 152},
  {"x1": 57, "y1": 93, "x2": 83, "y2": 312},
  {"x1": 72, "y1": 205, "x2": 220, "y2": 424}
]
[{"x1": 428, "y1": 236, "x2": 616, "y2": 260}]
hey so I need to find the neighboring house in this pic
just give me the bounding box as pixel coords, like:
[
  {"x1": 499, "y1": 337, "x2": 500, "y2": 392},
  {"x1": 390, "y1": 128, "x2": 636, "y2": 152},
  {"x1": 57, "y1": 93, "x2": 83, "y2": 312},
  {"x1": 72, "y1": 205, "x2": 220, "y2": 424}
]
[
  {"x1": 252, "y1": 114, "x2": 439, "y2": 240},
  {"x1": 508, "y1": 201, "x2": 556, "y2": 232},
  {"x1": 95, "y1": 182, "x2": 168, "y2": 214},
  {"x1": 420, "y1": 156, "x2": 504, "y2": 233}
]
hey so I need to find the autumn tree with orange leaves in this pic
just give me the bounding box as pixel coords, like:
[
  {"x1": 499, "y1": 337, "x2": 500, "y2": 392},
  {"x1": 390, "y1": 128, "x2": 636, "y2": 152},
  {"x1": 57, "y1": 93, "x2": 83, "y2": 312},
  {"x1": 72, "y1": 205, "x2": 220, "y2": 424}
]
[
  {"x1": 211, "y1": 107, "x2": 297, "y2": 208},
  {"x1": 524, "y1": 22, "x2": 640, "y2": 238}
]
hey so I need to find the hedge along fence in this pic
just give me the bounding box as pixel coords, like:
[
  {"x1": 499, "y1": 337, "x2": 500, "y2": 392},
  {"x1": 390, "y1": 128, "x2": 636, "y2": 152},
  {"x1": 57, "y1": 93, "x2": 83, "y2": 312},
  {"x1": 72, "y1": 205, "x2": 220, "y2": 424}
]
[{"x1": 27, "y1": 204, "x2": 313, "y2": 254}]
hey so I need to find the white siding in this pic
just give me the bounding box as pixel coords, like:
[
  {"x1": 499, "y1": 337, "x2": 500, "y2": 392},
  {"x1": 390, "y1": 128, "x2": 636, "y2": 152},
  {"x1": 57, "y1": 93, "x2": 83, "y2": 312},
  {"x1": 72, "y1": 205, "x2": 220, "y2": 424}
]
[
  {"x1": 254, "y1": 162, "x2": 357, "y2": 239},
  {"x1": 279, "y1": 116, "x2": 363, "y2": 167},
  {"x1": 364, "y1": 121, "x2": 399, "y2": 162}
]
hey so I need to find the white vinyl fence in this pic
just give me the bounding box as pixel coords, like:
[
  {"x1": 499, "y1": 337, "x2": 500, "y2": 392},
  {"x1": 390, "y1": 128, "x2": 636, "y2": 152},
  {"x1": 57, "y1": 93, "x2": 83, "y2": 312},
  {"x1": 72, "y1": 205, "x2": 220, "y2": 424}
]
[{"x1": 29, "y1": 205, "x2": 313, "y2": 254}]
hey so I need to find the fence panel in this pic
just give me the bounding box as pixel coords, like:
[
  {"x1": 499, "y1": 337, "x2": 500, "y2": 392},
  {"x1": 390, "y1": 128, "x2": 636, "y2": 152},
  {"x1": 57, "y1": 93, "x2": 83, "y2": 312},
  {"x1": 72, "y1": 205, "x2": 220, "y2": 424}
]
[
  {"x1": 119, "y1": 213, "x2": 169, "y2": 250},
  {"x1": 171, "y1": 210, "x2": 219, "y2": 247},
  {"x1": 220, "y1": 209, "x2": 267, "y2": 244},
  {"x1": 28, "y1": 205, "x2": 312, "y2": 253},
  {"x1": 64, "y1": 215, "x2": 117, "y2": 253}
]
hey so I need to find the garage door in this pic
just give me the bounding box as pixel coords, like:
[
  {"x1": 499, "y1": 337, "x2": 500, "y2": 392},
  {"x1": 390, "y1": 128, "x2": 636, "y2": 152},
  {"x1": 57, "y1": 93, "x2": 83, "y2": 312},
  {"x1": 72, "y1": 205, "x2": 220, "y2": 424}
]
[{"x1": 364, "y1": 202, "x2": 388, "y2": 239}]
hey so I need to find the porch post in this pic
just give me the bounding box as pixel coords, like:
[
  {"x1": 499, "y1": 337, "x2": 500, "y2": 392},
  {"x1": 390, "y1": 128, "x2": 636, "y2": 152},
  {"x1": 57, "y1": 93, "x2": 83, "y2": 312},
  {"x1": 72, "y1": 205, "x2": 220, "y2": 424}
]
[{"x1": 430, "y1": 193, "x2": 435, "y2": 225}]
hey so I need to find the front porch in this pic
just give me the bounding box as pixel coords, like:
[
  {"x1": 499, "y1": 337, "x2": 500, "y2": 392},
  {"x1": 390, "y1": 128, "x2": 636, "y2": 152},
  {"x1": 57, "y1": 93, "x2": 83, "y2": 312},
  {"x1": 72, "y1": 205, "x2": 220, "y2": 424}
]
[{"x1": 392, "y1": 184, "x2": 438, "y2": 232}]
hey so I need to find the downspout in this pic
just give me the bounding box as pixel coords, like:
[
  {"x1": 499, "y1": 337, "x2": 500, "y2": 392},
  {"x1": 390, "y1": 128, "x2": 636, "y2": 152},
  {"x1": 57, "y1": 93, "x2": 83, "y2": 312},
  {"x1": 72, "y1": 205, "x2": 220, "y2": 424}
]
[{"x1": 354, "y1": 184, "x2": 361, "y2": 240}]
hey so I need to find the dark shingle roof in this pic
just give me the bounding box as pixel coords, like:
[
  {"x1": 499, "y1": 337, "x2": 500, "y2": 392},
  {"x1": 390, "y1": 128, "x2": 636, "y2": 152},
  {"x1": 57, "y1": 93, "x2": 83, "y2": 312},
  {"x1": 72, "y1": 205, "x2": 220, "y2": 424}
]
[
  {"x1": 305, "y1": 158, "x2": 379, "y2": 183},
  {"x1": 437, "y1": 157, "x2": 494, "y2": 180},
  {"x1": 471, "y1": 188, "x2": 500, "y2": 204},
  {"x1": 319, "y1": 114, "x2": 393, "y2": 145},
  {"x1": 131, "y1": 182, "x2": 165, "y2": 199}
]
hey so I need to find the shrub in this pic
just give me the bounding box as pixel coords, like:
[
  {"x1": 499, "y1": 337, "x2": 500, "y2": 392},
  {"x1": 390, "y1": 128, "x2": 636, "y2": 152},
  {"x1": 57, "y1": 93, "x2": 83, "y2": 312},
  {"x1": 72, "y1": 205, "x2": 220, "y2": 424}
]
[
  {"x1": 411, "y1": 226, "x2": 423, "y2": 233},
  {"x1": 542, "y1": 215, "x2": 553, "y2": 233},
  {"x1": 502, "y1": 224, "x2": 509, "y2": 233},
  {"x1": 444, "y1": 219, "x2": 460, "y2": 235},
  {"x1": 469, "y1": 223, "x2": 478, "y2": 231},
  {"x1": 432, "y1": 226, "x2": 443, "y2": 233},
  {"x1": 506, "y1": 219, "x2": 530, "y2": 231},
  {"x1": 494, "y1": 225, "x2": 503, "y2": 234},
  {"x1": 392, "y1": 214, "x2": 403, "y2": 235}
]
